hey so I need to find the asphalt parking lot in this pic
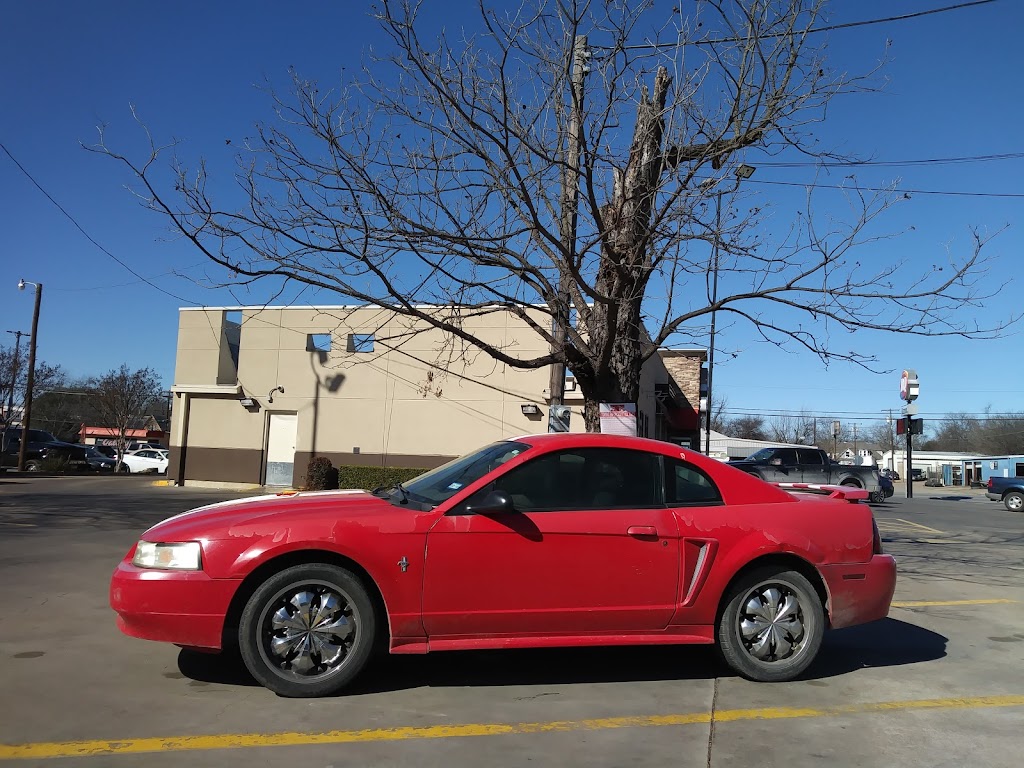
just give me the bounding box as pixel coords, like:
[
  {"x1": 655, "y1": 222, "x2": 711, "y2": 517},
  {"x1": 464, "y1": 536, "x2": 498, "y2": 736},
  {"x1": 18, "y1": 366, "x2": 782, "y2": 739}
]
[{"x1": 0, "y1": 475, "x2": 1021, "y2": 767}]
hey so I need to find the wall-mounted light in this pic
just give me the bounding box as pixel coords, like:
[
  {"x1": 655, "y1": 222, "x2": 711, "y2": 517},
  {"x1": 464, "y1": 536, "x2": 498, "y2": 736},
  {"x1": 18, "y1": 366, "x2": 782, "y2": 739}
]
[
  {"x1": 521, "y1": 403, "x2": 540, "y2": 416},
  {"x1": 239, "y1": 397, "x2": 257, "y2": 408},
  {"x1": 267, "y1": 386, "x2": 285, "y2": 403}
]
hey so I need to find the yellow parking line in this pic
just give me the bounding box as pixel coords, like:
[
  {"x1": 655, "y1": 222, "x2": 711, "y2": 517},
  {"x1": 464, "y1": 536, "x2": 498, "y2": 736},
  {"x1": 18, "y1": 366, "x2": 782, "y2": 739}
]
[
  {"x1": 892, "y1": 599, "x2": 1017, "y2": 608},
  {"x1": 1, "y1": 695, "x2": 1022, "y2": 760},
  {"x1": 893, "y1": 518, "x2": 945, "y2": 534}
]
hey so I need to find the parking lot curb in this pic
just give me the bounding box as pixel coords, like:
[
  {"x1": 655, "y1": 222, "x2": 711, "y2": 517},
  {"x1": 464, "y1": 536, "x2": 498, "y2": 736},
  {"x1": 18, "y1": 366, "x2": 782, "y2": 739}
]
[{"x1": 150, "y1": 479, "x2": 175, "y2": 487}]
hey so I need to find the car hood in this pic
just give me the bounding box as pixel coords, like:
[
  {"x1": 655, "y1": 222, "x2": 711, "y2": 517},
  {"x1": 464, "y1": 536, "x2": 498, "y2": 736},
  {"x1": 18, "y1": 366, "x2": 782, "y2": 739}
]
[{"x1": 142, "y1": 489, "x2": 403, "y2": 541}]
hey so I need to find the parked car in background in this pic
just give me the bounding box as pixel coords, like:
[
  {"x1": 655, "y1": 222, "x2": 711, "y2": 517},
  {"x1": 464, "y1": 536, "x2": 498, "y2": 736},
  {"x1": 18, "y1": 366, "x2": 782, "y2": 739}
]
[
  {"x1": 880, "y1": 468, "x2": 900, "y2": 481},
  {"x1": 82, "y1": 445, "x2": 116, "y2": 472},
  {"x1": 986, "y1": 476, "x2": 1024, "y2": 512},
  {"x1": 0, "y1": 428, "x2": 90, "y2": 472},
  {"x1": 111, "y1": 433, "x2": 896, "y2": 698},
  {"x1": 118, "y1": 449, "x2": 169, "y2": 474},
  {"x1": 94, "y1": 445, "x2": 118, "y2": 459},
  {"x1": 910, "y1": 468, "x2": 927, "y2": 482},
  {"x1": 875, "y1": 473, "x2": 894, "y2": 501}
]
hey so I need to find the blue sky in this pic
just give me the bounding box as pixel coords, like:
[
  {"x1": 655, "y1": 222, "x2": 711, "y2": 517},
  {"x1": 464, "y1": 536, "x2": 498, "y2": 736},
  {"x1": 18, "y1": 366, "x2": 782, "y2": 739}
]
[{"x1": 1, "y1": 0, "x2": 1021, "y2": 434}]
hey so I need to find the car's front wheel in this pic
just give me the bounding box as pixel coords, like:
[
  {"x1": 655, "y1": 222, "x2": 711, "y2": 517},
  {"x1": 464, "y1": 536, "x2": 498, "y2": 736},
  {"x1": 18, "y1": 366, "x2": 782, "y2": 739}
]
[
  {"x1": 717, "y1": 567, "x2": 824, "y2": 682},
  {"x1": 118, "y1": 463, "x2": 131, "y2": 474},
  {"x1": 869, "y1": 490, "x2": 885, "y2": 504},
  {"x1": 238, "y1": 563, "x2": 376, "y2": 697},
  {"x1": 25, "y1": 459, "x2": 42, "y2": 472},
  {"x1": 1004, "y1": 491, "x2": 1023, "y2": 513}
]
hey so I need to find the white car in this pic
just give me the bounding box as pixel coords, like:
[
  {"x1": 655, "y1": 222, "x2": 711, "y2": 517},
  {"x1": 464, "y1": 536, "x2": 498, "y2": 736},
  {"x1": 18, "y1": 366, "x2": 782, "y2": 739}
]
[{"x1": 118, "y1": 449, "x2": 169, "y2": 474}]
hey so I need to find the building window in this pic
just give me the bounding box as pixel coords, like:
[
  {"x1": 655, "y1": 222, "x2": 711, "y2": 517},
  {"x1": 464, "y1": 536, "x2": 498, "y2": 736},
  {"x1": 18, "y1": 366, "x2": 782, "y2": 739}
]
[
  {"x1": 307, "y1": 333, "x2": 332, "y2": 355},
  {"x1": 347, "y1": 333, "x2": 375, "y2": 353}
]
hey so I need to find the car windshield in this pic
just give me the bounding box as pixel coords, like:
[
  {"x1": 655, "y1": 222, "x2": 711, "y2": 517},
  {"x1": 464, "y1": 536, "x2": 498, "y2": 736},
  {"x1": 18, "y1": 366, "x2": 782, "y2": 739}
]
[
  {"x1": 8, "y1": 429, "x2": 59, "y2": 443},
  {"x1": 399, "y1": 440, "x2": 531, "y2": 506}
]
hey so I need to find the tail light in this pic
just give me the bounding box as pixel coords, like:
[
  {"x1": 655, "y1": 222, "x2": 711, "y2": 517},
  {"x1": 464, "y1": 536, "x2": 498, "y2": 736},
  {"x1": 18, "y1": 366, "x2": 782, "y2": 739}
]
[
  {"x1": 988, "y1": 477, "x2": 993, "y2": 490},
  {"x1": 871, "y1": 518, "x2": 884, "y2": 555}
]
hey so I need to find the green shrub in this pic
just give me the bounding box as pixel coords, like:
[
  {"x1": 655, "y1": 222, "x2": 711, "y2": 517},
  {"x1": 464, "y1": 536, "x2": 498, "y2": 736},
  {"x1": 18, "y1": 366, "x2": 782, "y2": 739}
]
[
  {"x1": 305, "y1": 456, "x2": 339, "y2": 491},
  {"x1": 39, "y1": 456, "x2": 73, "y2": 474},
  {"x1": 336, "y1": 465, "x2": 425, "y2": 492}
]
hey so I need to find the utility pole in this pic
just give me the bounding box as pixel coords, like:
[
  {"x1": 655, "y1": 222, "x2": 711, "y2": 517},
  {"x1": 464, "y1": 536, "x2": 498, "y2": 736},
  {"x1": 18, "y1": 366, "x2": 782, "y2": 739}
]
[
  {"x1": 704, "y1": 192, "x2": 723, "y2": 456},
  {"x1": 4, "y1": 330, "x2": 28, "y2": 423},
  {"x1": 16, "y1": 280, "x2": 42, "y2": 472},
  {"x1": 548, "y1": 34, "x2": 587, "y2": 431},
  {"x1": 853, "y1": 424, "x2": 859, "y2": 460}
]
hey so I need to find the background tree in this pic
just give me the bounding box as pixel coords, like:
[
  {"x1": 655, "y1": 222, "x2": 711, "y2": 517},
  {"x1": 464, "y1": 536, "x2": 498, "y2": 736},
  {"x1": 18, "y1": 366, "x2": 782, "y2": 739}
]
[
  {"x1": 89, "y1": 366, "x2": 164, "y2": 467},
  {"x1": 1, "y1": 343, "x2": 64, "y2": 426},
  {"x1": 95, "y1": 0, "x2": 1010, "y2": 431},
  {"x1": 723, "y1": 414, "x2": 768, "y2": 441},
  {"x1": 30, "y1": 382, "x2": 98, "y2": 442}
]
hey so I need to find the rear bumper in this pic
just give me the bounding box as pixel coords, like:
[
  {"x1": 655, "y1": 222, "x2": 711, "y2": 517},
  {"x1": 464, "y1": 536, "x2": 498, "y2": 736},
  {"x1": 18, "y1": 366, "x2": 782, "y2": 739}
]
[
  {"x1": 110, "y1": 561, "x2": 240, "y2": 650},
  {"x1": 986, "y1": 492, "x2": 1001, "y2": 502},
  {"x1": 819, "y1": 555, "x2": 897, "y2": 630}
]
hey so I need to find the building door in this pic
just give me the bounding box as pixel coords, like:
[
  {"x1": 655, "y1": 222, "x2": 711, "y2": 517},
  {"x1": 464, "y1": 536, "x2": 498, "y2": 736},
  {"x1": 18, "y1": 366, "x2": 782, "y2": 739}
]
[{"x1": 265, "y1": 413, "x2": 298, "y2": 486}]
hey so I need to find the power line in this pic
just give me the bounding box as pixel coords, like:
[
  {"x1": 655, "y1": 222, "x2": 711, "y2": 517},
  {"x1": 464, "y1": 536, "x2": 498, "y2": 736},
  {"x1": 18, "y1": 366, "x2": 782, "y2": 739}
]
[
  {"x1": 757, "y1": 151, "x2": 1024, "y2": 169},
  {"x1": 604, "y1": 0, "x2": 998, "y2": 51},
  {"x1": 0, "y1": 141, "x2": 198, "y2": 305},
  {"x1": 747, "y1": 177, "x2": 1024, "y2": 199}
]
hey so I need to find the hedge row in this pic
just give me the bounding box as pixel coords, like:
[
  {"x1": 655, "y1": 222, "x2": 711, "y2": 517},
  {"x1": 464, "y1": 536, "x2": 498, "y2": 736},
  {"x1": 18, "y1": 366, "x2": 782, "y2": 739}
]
[
  {"x1": 303, "y1": 455, "x2": 427, "y2": 491},
  {"x1": 337, "y1": 464, "x2": 426, "y2": 491}
]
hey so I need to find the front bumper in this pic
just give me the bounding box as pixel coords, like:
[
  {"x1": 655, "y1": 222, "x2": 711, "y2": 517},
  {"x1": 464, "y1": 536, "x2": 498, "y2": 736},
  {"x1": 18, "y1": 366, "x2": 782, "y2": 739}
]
[
  {"x1": 819, "y1": 555, "x2": 897, "y2": 630},
  {"x1": 110, "y1": 561, "x2": 241, "y2": 650}
]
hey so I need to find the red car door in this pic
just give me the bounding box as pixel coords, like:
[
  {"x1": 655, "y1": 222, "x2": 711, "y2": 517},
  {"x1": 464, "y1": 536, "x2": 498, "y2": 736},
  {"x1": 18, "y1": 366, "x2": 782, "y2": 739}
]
[{"x1": 422, "y1": 447, "x2": 680, "y2": 638}]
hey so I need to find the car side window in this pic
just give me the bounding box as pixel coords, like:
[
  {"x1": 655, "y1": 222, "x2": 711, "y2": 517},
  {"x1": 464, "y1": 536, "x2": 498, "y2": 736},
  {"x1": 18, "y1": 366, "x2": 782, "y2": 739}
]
[
  {"x1": 665, "y1": 459, "x2": 723, "y2": 506},
  {"x1": 463, "y1": 448, "x2": 661, "y2": 512},
  {"x1": 798, "y1": 449, "x2": 824, "y2": 465},
  {"x1": 774, "y1": 449, "x2": 798, "y2": 465}
]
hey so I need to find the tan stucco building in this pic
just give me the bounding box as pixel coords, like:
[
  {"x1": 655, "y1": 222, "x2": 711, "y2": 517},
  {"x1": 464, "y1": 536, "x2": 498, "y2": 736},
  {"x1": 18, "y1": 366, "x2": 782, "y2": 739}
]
[{"x1": 169, "y1": 306, "x2": 706, "y2": 489}]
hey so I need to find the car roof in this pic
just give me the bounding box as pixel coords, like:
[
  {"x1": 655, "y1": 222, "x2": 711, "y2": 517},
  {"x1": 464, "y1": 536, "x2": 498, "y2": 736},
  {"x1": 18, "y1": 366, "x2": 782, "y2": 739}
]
[{"x1": 510, "y1": 432, "x2": 708, "y2": 463}]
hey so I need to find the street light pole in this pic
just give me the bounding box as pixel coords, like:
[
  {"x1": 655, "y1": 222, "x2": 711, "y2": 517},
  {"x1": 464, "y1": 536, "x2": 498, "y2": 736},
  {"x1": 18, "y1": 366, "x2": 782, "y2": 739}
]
[
  {"x1": 704, "y1": 192, "x2": 722, "y2": 456},
  {"x1": 4, "y1": 330, "x2": 28, "y2": 424},
  {"x1": 16, "y1": 280, "x2": 42, "y2": 472},
  {"x1": 703, "y1": 164, "x2": 755, "y2": 455}
]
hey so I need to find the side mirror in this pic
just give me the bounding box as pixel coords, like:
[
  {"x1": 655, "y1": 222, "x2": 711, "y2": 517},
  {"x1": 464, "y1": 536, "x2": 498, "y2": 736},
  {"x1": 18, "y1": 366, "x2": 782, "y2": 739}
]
[{"x1": 466, "y1": 490, "x2": 514, "y2": 515}]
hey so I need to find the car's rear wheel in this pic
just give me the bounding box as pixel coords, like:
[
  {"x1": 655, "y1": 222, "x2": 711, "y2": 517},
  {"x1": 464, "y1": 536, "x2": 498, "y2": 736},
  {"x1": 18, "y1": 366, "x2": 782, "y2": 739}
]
[
  {"x1": 1004, "y1": 491, "x2": 1023, "y2": 513},
  {"x1": 238, "y1": 563, "x2": 376, "y2": 697},
  {"x1": 869, "y1": 490, "x2": 885, "y2": 504},
  {"x1": 717, "y1": 567, "x2": 824, "y2": 682},
  {"x1": 25, "y1": 460, "x2": 42, "y2": 472},
  {"x1": 118, "y1": 463, "x2": 131, "y2": 474}
]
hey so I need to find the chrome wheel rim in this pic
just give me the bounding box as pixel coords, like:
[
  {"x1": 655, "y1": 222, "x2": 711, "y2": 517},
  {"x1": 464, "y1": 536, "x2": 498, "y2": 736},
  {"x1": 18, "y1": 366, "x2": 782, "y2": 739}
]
[
  {"x1": 257, "y1": 580, "x2": 359, "y2": 683},
  {"x1": 738, "y1": 583, "x2": 807, "y2": 663},
  {"x1": 1008, "y1": 495, "x2": 1023, "y2": 512}
]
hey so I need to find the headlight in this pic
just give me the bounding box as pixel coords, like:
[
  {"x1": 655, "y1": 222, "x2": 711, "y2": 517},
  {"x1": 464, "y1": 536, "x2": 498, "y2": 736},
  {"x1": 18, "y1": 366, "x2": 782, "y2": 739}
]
[{"x1": 132, "y1": 541, "x2": 202, "y2": 570}]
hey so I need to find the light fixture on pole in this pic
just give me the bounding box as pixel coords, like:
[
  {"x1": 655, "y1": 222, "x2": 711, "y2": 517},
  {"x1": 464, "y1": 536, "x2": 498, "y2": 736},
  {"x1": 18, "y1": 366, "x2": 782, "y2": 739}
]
[
  {"x1": 16, "y1": 279, "x2": 43, "y2": 472},
  {"x1": 702, "y1": 165, "x2": 755, "y2": 455}
]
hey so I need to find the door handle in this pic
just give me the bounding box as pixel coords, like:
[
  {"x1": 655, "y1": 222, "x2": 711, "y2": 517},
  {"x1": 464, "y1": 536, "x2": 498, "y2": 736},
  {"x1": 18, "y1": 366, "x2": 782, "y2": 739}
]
[{"x1": 627, "y1": 526, "x2": 658, "y2": 538}]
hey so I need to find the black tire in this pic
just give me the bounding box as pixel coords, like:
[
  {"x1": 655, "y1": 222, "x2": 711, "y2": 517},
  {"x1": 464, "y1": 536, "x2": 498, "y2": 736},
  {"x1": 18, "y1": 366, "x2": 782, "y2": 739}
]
[
  {"x1": 118, "y1": 463, "x2": 131, "y2": 474},
  {"x1": 1004, "y1": 491, "x2": 1024, "y2": 513},
  {"x1": 840, "y1": 479, "x2": 860, "y2": 488},
  {"x1": 717, "y1": 567, "x2": 824, "y2": 682},
  {"x1": 869, "y1": 490, "x2": 885, "y2": 504},
  {"x1": 238, "y1": 563, "x2": 376, "y2": 697},
  {"x1": 25, "y1": 460, "x2": 42, "y2": 472}
]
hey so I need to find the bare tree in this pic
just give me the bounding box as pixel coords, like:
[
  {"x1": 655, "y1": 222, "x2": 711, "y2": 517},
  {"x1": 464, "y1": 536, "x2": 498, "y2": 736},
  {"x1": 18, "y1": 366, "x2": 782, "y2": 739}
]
[
  {"x1": 92, "y1": 0, "x2": 1012, "y2": 431},
  {"x1": 89, "y1": 366, "x2": 163, "y2": 468},
  {"x1": 1, "y1": 343, "x2": 63, "y2": 425},
  {"x1": 724, "y1": 414, "x2": 768, "y2": 440}
]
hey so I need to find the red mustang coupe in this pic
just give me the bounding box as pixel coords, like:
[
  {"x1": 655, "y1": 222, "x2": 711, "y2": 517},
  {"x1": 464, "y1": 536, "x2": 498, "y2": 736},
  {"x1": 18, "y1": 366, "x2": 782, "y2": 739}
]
[{"x1": 111, "y1": 433, "x2": 896, "y2": 697}]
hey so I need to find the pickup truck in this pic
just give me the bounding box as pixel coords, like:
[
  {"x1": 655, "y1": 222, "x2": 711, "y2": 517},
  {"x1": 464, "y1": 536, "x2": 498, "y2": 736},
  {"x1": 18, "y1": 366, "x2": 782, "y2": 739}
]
[
  {"x1": 986, "y1": 476, "x2": 1024, "y2": 512},
  {"x1": 1, "y1": 428, "x2": 90, "y2": 472},
  {"x1": 730, "y1": 447, "x2": 886, "y2": 503}
]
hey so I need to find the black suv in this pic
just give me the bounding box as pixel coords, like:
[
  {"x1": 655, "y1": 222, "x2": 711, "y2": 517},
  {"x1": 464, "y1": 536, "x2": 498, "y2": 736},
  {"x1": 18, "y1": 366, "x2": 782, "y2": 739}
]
[{"x1": 0, "y1": 428, "x2": 90, "y2": 472}]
